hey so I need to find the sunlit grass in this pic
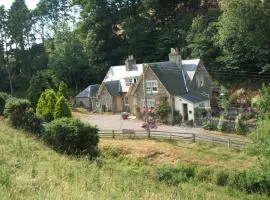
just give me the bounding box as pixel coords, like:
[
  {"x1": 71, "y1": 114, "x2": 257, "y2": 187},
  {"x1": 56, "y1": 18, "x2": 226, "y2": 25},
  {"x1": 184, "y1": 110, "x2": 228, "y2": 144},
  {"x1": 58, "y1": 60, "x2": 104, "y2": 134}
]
[{"x1": 0, "y1": 120, "x2": 268, "y2": 200}]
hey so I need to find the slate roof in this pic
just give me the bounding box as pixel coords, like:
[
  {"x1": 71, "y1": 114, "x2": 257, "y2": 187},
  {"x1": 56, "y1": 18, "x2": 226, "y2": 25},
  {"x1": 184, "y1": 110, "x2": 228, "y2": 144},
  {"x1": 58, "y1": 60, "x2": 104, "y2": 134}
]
[
  {"x1": 178, "y1": 91, "x2": 209, "y2": 103},
  {"x1": 104, "y1": 80, "x2": 122, "y2": 96},
  {"x1": 147, "y1": 62, "x2": 187, "y2": 96},
  {"x1": 76, "y1": 84, "x2": 100, "y2": 98}
]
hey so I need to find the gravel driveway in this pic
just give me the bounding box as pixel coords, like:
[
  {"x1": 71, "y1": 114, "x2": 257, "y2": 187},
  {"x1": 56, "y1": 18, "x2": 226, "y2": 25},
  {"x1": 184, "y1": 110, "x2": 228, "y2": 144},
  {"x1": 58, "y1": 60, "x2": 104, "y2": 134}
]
[{"x1": 80, "y1": 114, "x2": 206, "y2": 134}]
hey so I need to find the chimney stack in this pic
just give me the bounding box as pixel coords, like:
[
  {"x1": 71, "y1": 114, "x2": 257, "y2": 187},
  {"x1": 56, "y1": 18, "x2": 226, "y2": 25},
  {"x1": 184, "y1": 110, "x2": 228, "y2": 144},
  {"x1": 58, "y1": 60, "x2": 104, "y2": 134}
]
[
  {"x1": 125, "y1": 55, "x2": 137, "y2": 71},
  {"x1": 169, "y1": 48, "x2": 182, "y2": 67}
]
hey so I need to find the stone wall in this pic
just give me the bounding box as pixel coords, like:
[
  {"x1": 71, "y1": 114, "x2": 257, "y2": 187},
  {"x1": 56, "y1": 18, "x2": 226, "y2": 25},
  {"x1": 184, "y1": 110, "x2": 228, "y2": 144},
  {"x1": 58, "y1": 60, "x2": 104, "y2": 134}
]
[
  {"x1": 99, "y1": 86, "x2": 113, "y2": 112},
  {"x1": 131, "y1": 67, "x2": 172, "y2": 118}
]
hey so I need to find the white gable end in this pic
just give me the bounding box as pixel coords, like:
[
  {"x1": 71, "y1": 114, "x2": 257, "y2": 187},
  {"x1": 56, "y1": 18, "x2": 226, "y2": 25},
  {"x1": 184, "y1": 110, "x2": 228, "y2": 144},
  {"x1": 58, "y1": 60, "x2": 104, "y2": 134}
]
[{"x1": 103, "y1": 64, "x2": 143, "y2": 93}]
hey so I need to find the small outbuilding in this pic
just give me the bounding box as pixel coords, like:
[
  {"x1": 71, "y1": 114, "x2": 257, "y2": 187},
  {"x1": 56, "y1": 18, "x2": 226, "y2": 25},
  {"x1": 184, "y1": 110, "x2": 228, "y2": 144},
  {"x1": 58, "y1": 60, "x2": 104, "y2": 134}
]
[{"x1": 75, "y1": 84, "x2": 100, "y2": 111}]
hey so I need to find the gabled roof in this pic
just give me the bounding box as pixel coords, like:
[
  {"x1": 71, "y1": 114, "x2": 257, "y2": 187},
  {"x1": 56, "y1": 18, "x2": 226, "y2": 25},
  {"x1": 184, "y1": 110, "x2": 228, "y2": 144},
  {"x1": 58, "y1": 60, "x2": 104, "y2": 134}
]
[
  {"x1": 148, "y1": 62, "x2": 187, "y2": 95},
  {"x1": 178, "y1": 91, "x2": 209, "y2": 104},
  {"x1": 182, "y1": 59, "x2": 200, "y2": 81},
  {"x1": 76, "y1": 84, "x2": 100, "y2": 98},
  {"x1": 103, "y1": 64, "x2": 143, "y2": 93},
  {"x1": 104, "y1": 80, "x2": 122, "y2": 96}
]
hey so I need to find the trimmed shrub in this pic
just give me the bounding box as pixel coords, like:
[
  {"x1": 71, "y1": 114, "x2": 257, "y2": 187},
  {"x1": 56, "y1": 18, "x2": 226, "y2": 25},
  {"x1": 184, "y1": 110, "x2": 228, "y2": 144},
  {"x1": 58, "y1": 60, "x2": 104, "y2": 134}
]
[
  {"x1": 36, "y1": 89, "x2": 57, "y2": 122},
  {"x1": 24, "y1": 108, "x2": 44, "y2": 135},
  {"x1": 4, "y1": 98, "x2": 31, "y2": 128},
  {"x1": 0, "y1": 92, "x2": 11, "y2": 115},
  {"x1": 54, "y1": 96, "x2": 72, "y2": 119},
  {"x1": 156, "y1": 165, "x2": 195, "y2": 185},
  {"x1": 43, "y1": 118, "x2": 99, "y2": 157}
]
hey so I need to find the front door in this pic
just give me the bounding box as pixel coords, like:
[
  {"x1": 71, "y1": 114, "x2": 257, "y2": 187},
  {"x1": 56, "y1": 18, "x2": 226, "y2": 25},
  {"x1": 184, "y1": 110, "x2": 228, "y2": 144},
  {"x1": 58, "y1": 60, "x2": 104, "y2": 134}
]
[{"x1": 183, "y1": 103, "x2": 188, "y2": 121}]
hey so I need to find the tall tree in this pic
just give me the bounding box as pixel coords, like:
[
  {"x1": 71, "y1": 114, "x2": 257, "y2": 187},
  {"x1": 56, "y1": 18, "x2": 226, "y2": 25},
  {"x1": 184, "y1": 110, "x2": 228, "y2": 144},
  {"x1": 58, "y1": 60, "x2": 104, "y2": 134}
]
[{"x1": 216, "y1": 0, "x2": 270, "y2": 73}]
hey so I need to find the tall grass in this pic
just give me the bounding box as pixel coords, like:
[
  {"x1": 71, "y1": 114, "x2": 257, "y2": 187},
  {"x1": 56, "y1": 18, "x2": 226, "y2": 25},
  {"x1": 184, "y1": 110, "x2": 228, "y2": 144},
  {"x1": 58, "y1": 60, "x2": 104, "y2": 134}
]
[{"x1": 0, "y1": 120, "x2": 268, "y2": 200}]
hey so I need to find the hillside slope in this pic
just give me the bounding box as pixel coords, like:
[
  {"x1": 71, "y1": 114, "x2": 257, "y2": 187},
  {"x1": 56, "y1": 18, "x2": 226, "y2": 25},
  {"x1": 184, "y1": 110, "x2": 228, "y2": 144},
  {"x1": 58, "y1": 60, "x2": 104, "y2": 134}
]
[{"x1": 0, "y1": 120, "x2": 268, "y2": 200}]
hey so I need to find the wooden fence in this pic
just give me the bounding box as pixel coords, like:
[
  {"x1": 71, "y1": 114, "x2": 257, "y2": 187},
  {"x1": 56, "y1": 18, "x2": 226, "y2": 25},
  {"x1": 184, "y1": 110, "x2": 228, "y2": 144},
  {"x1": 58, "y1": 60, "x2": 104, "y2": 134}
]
[{"x1": 99, "y1": 129, "x2": 252, "y2": 149}]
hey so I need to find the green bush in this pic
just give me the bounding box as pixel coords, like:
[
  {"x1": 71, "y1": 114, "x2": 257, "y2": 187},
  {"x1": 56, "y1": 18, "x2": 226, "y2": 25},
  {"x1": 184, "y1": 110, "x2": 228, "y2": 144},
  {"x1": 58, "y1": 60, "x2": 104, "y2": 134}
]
[
  {"x1": 57, "y1": 81, "x2": 68, "y2": 98},
  {"x1": 202, "y1": 118, "x2": 216, "y2": 130},
  {"x1": 235, "y1": 114, "x2": 247, "y2": 135},
  {"x1": 54, "y1": 96, "x2": 72, "y2": 119},
  {"x1": 36, "y1": 89, "x2": 57, "y2": 122},
  {"x1": 4, "y1": 98, "x2": 31, "y2": 128},
  {"x1": 0, "y1": 92, "x2": 11, "y2": 115},
  {"x1": 228, "y1": 169, "x2": 270, "y2": 195},
  {"x1": 258, "y1": 83, "x2": 270, "y2": 118},
  {"x1": 196, "y1": 167, "x2": 213, "y2": 182},
  {"x1": 43, "y1": 118, "x2": 99, "y2": 157},
  {"x1": 156, "y1": 97, "x2": 171, "y2": 122},
  {"x1": 214, "y1": 170, "x2": 229, "y2": 186},
  {"x1": 24, "y1": 108, "x2": 44, "y2": 135},
  {"x1": 173, "y1": 110, "x2": 182, "y2": 125},
  {"x1": 156, "y1": 165, "x2": 195, "y2": 185}
]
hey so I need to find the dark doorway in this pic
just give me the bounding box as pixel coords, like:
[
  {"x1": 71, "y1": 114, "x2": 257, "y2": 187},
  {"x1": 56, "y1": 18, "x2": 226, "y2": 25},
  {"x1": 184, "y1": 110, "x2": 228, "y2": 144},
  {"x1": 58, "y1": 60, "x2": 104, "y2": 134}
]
[{"x1": 183, "y1": 103, "x2": 188, "y2": 121}]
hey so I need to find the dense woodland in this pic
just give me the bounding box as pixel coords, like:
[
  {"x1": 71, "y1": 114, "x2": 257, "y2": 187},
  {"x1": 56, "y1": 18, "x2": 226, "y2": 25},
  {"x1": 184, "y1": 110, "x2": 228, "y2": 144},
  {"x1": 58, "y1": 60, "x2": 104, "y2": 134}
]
[{"x1": 0, "y1": 0, "x2": 270, "y2": 95}]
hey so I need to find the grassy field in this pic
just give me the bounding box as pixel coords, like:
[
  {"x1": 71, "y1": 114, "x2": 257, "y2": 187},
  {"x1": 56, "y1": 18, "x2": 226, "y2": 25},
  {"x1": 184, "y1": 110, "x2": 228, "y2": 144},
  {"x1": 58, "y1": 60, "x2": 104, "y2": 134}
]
[{"x1": 0, "y1": 120, "x2": 268, "y2": 200}]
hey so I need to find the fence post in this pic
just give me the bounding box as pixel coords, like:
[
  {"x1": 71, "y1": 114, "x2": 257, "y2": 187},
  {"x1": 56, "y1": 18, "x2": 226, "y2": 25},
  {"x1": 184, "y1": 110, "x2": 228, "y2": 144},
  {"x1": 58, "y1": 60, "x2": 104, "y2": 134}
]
[
  {"x1": 170, "y1": 133, "x2": 172, "y2": 140},
  {"x1": 212, "y1": 137, "x2": 215, "y2": 145},
  {"x1": 228, "y1": 138, "x2": 231, "y2": 149},
  {"x1": 192, "y1": 134, "x2": 196, "y2": 143},
  {"x1": 112, "y1": 130, "x2": 115, "y2": 139}
]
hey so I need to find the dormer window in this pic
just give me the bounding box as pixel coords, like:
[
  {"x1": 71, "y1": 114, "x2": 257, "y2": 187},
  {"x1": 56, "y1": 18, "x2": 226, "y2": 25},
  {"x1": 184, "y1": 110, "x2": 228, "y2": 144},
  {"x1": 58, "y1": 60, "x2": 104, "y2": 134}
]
[{"x1": 125, "y1": 77, "x2": 138, "y2": 87}]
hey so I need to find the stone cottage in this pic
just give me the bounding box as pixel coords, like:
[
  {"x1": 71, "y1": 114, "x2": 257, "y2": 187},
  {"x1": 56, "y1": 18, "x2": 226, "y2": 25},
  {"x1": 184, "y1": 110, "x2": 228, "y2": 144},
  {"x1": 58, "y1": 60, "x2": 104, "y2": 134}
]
[
  {"x1": 129, "y1": 48, "x2": 214, "y2": 123},
  {"x1": 75, "y1": 84, "x2": 100, "y2": 111}
]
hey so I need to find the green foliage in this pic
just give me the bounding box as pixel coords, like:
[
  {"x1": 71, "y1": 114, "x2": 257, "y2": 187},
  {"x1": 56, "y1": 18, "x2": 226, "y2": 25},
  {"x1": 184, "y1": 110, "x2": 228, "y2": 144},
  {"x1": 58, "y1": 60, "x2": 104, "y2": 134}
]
[
  {"x1": 24, "y1": 108, "x2": 44, "y2": 135},
  {"x1": 258, "y1": 84, "x2": 270, "y2": 118},
  {"x1": 173, "y1": 110, "x2": 182, "y2": 125},
  {"x1": 217, "y1": 115, "x2": 227, "y2": 132},
  {"x1": 57, "y1": 81, "x2": 68, "y2": 98},
  {"x1": 196, "y1": 168, "x2": 214, "y2": 182},
  {"x1": 202, "y1": 118, "x2": 216, "y2": 130},
  {"x1": 214, "y1": 170, "x2": 229, "y2": 186},
  {"x1": 27, "y1": 71, "x2": 59, "y2": 107},
  {"x1": 156, "y1": 165, "x2": 195, "y2": 185},
  {"x1": 235, "y1": 114, "x2": 247, "y2": 135},
  {"x1": 250, "y1": 119, "x2": 270, "y2": 160},
  {"x1": 216, "y1": 0, "x2": 270, "y2": 73},
  {"x1": 0, "y1": 92, "x2": 11, "y2": 114},
  {"x1": 36, "y1": 89, "x2": 57, "y2": 122},
  {"x1": 43, "y1": 118, "x2": 99, "y2": 157},
  {"x1": 54, "y1": 96, "x2": 72, "y2": 119},
  {"x1": 156, "y1": 97, "x2": 171, "y2": 122},
  {"x1": 3, "y1": 98, "x2": 31, "y2": 128}
]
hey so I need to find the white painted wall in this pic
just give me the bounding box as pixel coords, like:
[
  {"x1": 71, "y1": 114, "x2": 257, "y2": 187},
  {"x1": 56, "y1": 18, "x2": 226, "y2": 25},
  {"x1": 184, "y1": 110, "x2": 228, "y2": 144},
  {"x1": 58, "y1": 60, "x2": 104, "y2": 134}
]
[
  {"x1": 174, "y1": 97, "x2": 210, "y2": 121},
  {"x1": 174, "y1": 97, "x2": 195, "y2": 121}
]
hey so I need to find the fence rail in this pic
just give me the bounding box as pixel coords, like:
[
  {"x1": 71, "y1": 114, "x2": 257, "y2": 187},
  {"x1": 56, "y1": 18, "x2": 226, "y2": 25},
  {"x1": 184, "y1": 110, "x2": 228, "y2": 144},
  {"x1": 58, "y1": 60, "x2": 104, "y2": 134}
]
[{"x1": 99, "y1": 129, "x2": 251, "y2": 149}]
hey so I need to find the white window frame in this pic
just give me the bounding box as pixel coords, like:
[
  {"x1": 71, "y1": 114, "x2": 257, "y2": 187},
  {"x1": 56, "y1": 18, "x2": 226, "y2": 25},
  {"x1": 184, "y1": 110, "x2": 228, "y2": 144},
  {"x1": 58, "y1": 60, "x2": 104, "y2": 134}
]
[
  {"x1": 142, "y1": 99, "x2": 156, "y2": 107},
  {"x1": 146, "y1": 80, "x2": 158, "y2": 94}
]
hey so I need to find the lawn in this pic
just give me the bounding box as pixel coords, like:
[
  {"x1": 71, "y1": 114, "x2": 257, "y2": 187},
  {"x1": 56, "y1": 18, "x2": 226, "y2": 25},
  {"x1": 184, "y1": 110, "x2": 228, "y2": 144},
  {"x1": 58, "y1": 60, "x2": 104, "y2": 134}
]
[{"x1": 0, "y1": 120, "x2": 268, "y2": 200}]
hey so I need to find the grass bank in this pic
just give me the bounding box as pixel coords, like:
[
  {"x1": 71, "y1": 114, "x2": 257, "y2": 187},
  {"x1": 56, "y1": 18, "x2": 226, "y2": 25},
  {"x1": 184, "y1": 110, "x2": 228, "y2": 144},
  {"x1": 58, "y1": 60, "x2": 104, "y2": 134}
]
[{"x1": 0, "y1": 120, "x2": 268, "y2": 200}]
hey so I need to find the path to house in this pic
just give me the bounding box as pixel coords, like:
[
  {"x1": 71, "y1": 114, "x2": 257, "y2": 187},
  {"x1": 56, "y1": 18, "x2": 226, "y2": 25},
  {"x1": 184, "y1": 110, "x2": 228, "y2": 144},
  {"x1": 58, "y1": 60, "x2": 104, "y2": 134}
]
[{"x1": 78, "y1": 113, "x2": 250, "y2": 146}]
